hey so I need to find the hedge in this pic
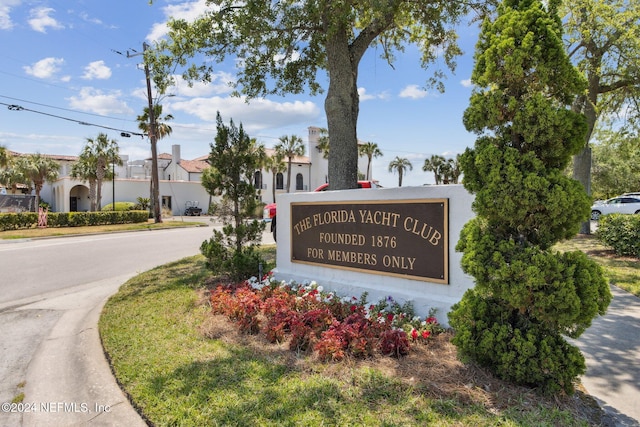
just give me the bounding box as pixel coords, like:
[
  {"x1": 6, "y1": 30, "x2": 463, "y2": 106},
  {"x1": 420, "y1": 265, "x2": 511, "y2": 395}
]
[
  {"x1": 0, "y1": 210, "x2": 149, "y2": 231},
  {"x1": 597, "y1": 214, "x2": 640, "y2": 258}
]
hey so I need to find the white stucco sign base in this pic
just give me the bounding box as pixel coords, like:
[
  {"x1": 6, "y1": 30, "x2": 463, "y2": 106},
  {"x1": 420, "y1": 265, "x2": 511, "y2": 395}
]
[{"x1": 273, "y1": 185, "x2": 475, "y2": 327}]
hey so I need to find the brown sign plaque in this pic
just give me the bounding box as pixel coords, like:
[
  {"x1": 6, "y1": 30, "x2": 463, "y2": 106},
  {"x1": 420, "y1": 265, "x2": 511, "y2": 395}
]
[{"x1": 290, "y1": 199, "x2": 449, "y2": 283}]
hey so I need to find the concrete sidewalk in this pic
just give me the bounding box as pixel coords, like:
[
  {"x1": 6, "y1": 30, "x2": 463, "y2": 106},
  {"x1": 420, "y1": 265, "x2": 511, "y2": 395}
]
[
  {"x1": 18, "y1": 277, "x2": 147, "y2": 427},
  {"x1": 576, "y1": 285, "x2": 640, "y2": 426}
]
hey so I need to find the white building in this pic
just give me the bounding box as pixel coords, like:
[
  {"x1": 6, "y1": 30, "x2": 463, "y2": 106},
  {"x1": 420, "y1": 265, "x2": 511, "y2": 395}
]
[
  {"x1": 3, "y1": 127, "x2": 374, "y2": 214},
  {"x1": 255, "y1": 126, "x2": 371, "y2": 204}
]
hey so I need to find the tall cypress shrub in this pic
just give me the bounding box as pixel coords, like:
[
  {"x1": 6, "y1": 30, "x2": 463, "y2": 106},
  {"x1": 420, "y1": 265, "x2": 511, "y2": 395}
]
[{"x1": 448, "y1": 0, "x2": 611, "y2": 394}]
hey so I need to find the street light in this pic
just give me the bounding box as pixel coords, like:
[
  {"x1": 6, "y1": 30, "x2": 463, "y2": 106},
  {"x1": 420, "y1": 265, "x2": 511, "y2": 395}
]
[{"x1": 112, "y1": 161, "x2": 116, "y2": 211}]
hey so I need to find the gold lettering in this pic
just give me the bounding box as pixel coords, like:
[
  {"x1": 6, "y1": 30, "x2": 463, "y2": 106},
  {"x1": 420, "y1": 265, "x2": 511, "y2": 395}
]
[
  {"x1": 359, "y1": 210, "x2": 400, "y2": 227},
  {"x1": 307, "y1": 247, "x2": 324, "y2": 259},
  {"x1": 382, "y1": 255, "x2": 416, "y2": 270},
  {"x1": 313, "y1": 210, "x2": 356, "y2": 226},
  {"x1": 429, "y1": 230, "x2": 442, "y2": 246},
  {"x1": 327, "y1": 250, "x2": 377, "y2": 266},
  {"x1": 403, "y1": 216, "x2": 442, "y2": 246},
  {"x1": 319, "y1": 232, "x2": 365, "y2": 246},
  {"x1": 294, "y1": 216, "x2": 312, "y2": 235}
]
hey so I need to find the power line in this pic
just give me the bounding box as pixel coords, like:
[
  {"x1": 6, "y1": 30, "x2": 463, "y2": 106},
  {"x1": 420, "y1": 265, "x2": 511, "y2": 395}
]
[
  {"x1": 0, "y1": 94, "x2": 133, "y2": 122},
  {"x1": 0, "y1": 102, "x2": 146, "y2": 138}
]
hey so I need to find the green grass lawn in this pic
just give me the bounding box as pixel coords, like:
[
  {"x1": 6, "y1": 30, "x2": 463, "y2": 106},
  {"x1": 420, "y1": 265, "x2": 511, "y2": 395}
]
[
  {"x1": 0, "y1": 219, "x2": 204, "y2": 240},
  {"x1": 99, "y1": 244, "x2": 609, "y2": 426},
  {"x1": 555, "y1": 235, "x2": 640, "y2": 297}
]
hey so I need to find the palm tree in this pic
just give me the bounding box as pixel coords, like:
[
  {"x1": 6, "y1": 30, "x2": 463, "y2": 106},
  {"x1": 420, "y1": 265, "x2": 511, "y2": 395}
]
[
  {"x1": 136, "y1": 104, "x2": 174, "y2": 139},
  {"x1": 16, "y1": 153, "x2": 60, "y2": 208},
  {"x1": 422, "y1": 154, "x2": 446, "y2": 185},
  {"x1": 81, "y1": 133, "x2": 121, "y2": 210},
  {"x1": 444, "y1": 155, "x2": 462, "y2": 184},
  {"x1": 137, "y1": 104, "x2": 173, "y2": 223},
  {"x1": 0, "y1": 155, "x2": 25, "y2": 194},
  {"x1": 275, "y1": 134, "x2": 305, "y2": 192},
  {"x1": 388, "y1": 156, "x2": 413, "y2": 187},
  {"x1": 316, "y1": 127, "x2": 330, "y2": 159},
  {"x1": 265, "y1": 150, "x2": 286, "y2": 201},
  {"x1": 0, "y1": 147, "x2": 21, "y2": 194},
  {"x1": 358, "y1": 142, "x2": 383, "y2": 181},
  {"x1": 0, "y1": 145, "x2": 8, "y2": 168}
]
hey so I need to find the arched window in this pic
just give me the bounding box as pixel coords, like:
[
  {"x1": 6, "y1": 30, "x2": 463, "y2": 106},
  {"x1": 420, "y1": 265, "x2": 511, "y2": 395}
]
[
  {"x1": 276, "y1": 173, "x2": 284, "y2": 190},
  {"x1": 296, "y1": 173, "x2": 304, "y2": 191},
  {"x1": 254, "y1": 171, "x2": 263, "y2": 189}
]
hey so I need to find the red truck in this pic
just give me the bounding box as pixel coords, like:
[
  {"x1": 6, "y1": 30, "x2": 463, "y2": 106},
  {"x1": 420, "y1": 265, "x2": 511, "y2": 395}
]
[{"x1": 263, "y1": 181, "x2": 378, "y2": 241}]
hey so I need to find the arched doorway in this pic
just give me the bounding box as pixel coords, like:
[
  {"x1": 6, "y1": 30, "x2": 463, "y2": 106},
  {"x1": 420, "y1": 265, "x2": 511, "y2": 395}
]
[{"x1": 70, "y1": 184, "x2": 90, "y2": 212}]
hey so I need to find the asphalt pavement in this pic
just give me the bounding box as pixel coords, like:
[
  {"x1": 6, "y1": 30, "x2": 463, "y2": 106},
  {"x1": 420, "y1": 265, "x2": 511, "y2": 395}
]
[{"x1": 1, "y1": 222, "x2": 638, "y2": 426}]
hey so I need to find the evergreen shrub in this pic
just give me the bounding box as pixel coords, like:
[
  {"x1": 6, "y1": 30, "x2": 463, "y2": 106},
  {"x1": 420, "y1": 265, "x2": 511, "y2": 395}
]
[
  {"x1": 597, "y1": 214, "x2": 640, "y2": 258},
  {"x1": 448, "y1": 0, "x2": 611, "y2": 394},
  {"x1": 0, "y1": 210, "x2": 148, "y2": 230}
]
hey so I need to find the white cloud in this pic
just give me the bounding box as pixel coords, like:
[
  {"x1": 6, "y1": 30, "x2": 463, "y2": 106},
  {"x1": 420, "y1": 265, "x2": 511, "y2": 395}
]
[
  {"x1": 170, "y1": 96, "x2": 321, "y2": 133},
  {"x1": 460, "y1": 79, "x2": 473, "y2": 88},
  {"x1": 23, "y1": 57, "x2": 64, "y2": 79},
  {"x1": 358, "y1": 87, "x2": 388, "y2": 101},
  {"x1": 147, "y1": 0, "x2": 212, "y2": 41},
  {"x1": 399, "y1": 85, "x2": 428, "y2": 99},
  {"x1": 67, "y1": 87, "x2": 134, "y2": 116},
  {"x1": 0, "y1": 0, "x2": 21, "y2": 30},
  {"x1": 82, "y1": 60, "x2": 112, "y2": 80},
  {"x1": 28, "y1": 7, "x2": 64, "y2": 33},
  {"x1": 79, "y1": 11, "x2": 101, "y2": 25}
]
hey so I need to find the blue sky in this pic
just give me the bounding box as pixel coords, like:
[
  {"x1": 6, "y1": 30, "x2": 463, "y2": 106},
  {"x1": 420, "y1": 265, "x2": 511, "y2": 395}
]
[{"x1": 0, "y1": 0, "x2": 482, "y2": 188}]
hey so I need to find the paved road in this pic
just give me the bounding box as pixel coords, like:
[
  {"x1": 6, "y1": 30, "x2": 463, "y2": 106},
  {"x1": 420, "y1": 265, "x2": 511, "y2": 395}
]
[
  {"x1": 0, "y1": 221, "x2": 275, "y2": 426},
  {"x1": 0, "y1": 222, "x2": 217, "y2": 305}
]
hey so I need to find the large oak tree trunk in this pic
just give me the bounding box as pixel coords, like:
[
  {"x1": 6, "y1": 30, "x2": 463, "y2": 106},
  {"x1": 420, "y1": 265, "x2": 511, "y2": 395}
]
[
  {"x1": 324, "y1": 25, "x2": 359, "y2": 191},
  {"x1": 573, "y1": 73, "x2": 599, "y2": 234},
  {"x1": 573, "y1": 146, "x2": 592, "y2": 234}
]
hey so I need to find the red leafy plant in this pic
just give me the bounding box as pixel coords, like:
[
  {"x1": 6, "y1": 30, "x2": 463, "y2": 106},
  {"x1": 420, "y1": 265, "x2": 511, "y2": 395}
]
[
  {"x1": 379, "y1": 329, "x2": 411, "y2": 357},
  {"x1": 208, "y1": 277, "x2": 445, "y2": 360}
]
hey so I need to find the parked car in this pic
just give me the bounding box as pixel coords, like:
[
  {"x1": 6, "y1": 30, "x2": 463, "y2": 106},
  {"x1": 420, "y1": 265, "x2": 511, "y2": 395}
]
[
  {"x1": 184, "y1": 201, "x2": 202, "y2": 216},
  {"x1": 590, "y1": 196, "x2": 640, "y2": 221},
  {"x1": 263, "y1": 181, "x2": 379, "y2": 241}
]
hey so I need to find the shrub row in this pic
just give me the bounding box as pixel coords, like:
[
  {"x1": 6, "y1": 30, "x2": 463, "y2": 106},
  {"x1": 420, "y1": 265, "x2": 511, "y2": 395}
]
[
  {"x1": 209, "y1": 276, "x2": 444, "y2": 361},
  {"x1": 0, "y1": 210, "x2": 149, "y2": 231},
  {"x1": 597, "y1": 214, "x2": 640, "y2": 258}
]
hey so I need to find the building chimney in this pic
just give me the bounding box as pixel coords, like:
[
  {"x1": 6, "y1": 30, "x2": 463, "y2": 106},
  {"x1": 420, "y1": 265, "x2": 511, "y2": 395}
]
[{"x1": 172, "y1": 144, "x2": 181, "y2": 164}]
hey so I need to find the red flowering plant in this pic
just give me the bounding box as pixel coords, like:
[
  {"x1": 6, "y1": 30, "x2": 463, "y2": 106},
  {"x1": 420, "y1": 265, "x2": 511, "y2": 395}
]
[
  {"x1": 315, "y1": 322, "x2": 347, "y2": 361},
  {"x1": 403, "y1": 309, "x2": 444, "y2": 344},
  {"x1": 259, "y1": 286, "x2": 297, "y2": 342},
  {"x1": 379, "y1": 329, "x2": 411, "y2": 357},
  {"x1": 289, "y1": 307, "x2": 335, "y2": 352},
  {"x1": 209, "y1": 283, "x2": 261, "y2": 334},
  {"x1": 210, "y1": 275, "x2": 445, "y2": 360}
]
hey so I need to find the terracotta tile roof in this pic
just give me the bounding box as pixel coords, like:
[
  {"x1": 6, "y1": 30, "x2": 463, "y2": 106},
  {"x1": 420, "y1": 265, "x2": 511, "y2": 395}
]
[
  {"x1": 179, "y1": 159, "x2": 209, "y2": 173},
  {"x1": 44, "y1": 154, "x2": 78, "y2": 162},
  {"x1": 7, "y1": 150, "x2": 78, "y2": 161},
  {"x1": 264, "y1": 148, "x2": 311, "y2": 164}
]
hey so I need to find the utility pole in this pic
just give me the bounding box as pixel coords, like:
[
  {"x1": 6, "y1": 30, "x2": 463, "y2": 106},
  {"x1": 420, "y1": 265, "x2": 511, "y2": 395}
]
[{"x1": 128, "y1": 43, "x2": 162, "y2": 223}]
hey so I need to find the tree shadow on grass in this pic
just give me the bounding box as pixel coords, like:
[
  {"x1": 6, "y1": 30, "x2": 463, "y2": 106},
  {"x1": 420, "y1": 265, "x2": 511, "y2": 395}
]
[{"x1": 144, "y1": 347, "x2": 346, "y2": 425}]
